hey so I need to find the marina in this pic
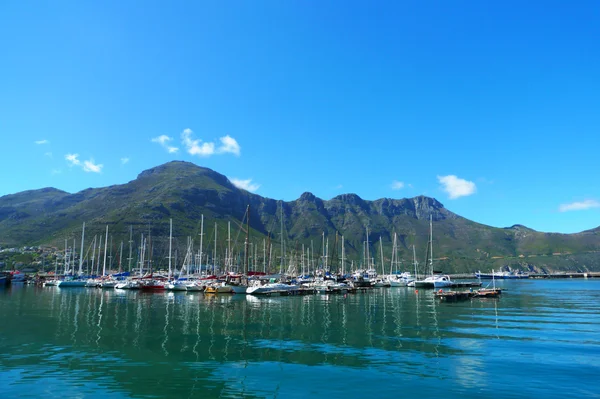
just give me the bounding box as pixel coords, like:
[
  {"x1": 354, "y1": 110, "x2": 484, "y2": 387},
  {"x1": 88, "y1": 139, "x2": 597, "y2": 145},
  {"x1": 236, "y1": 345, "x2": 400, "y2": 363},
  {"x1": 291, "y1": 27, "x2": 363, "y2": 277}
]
[{"x1": 1, "y1": 279, "x2": 599, "y2": 399}]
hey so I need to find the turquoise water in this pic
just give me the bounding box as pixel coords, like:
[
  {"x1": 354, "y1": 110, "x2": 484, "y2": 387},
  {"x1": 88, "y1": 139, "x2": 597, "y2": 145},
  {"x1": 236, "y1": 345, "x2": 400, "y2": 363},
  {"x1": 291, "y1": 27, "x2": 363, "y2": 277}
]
[{"x1": 1, "y1": 280, "x2": 599, "y2": 398}]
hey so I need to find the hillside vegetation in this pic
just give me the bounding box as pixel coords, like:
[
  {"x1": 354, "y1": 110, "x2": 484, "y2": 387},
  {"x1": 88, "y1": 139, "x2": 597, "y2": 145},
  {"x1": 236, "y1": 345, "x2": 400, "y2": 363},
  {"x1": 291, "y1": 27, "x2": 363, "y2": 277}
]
[{"x1": 1, "y1": 161, "x2": 599, "y2": 273}]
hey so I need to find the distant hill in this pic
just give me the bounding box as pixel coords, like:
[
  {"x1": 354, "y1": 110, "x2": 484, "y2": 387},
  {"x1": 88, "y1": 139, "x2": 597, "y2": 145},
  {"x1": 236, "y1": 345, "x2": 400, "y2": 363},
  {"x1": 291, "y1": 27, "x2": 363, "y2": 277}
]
[{"x1": 1, "y1": 161, "x2": 599, "y2": 273}]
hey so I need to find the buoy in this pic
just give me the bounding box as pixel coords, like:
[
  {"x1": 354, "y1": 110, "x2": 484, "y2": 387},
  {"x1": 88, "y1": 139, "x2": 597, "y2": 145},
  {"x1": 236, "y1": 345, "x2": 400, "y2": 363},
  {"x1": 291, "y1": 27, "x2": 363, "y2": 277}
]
[
  {"x1": 415, "y1": 289, "x2": 418, "y2": 293},
  {"x1": 438, "y1": 289, "x2": 443, "y2": 293}
]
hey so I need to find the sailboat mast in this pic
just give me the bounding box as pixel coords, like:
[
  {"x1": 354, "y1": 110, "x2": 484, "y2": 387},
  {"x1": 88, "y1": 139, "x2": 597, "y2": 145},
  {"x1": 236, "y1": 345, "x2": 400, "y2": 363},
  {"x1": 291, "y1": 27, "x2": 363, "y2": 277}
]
[
  {"x1": 102, "y1": 225, "x2": 108, "y2": 276},
  {"x1": 128, "y1": 226, "x2": 133, "y2": 272},
  {"x1": 168, "y1": 218, "x2": 173, "y2": 281},
  {"x1": 64, "y1": 239, "x2": 68, "y2": 274},
  {"x1": 280, "y1": 201, "x2": 284, "y2": 275},
  {"x1": 390, "y1": 233, "x2": 395, "y2": 276},
  {"x1": 365, "y1": 227, "x2": 370, "y2": 270},
  {"x1": 413, "y1": 244, "x2": 418, "y2": 280},
  {"x1": 199, "y1": 214, "x2": 204, "y2": 275},
  {"x1": 244, "y1": 205, "x2": 249, "y2": 276},
  {"x1": 214, "y1": 223, "x2": 217, "y2": 275},
  {"x1": 90, "y1": 235, "x2": 97, "y2": 277},
  {"x1": 118, "y1": 241, "x2": 123, "y2": 274},
  {"x1": 322, "y1": 232, "x2": 325, "y2": 271},
  {"x1": 341, "y1": 235, "x2": 345, "y2": 276},
  {"x1": 96, "y1": 236, "x2": 102, "y2": 276},
  {"x1": 78, "y1": 222, "x2": 85, "y2": 276},
  {"x1": 379, "y1": 236, "x2": 384, "y2": 276},
  {"x1": 227, "y1": 221, "x2": 231, "y2": 273},
  {"x1": 139, "y1": 234, "x2": 144, "y2": 277},
  {"x1": 430, "y1": 215, "x2": 433, "y2": 275}
]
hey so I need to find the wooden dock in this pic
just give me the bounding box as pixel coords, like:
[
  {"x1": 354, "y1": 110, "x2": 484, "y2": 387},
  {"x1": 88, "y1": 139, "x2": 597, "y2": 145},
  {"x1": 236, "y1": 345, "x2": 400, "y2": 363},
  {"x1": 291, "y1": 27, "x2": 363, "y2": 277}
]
[
  {"x1": 436, "y1": 288, "x2": 502, "y2": 301},
  {"x1": 450, "y1": 281, "x2": 482, "y2": 288}
]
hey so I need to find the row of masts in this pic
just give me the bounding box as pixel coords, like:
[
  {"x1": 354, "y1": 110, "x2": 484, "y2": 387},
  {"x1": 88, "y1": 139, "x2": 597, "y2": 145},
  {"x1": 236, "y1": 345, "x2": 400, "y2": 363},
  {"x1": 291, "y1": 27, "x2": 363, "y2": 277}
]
[{"x1": 58, "y1": 213, "x2": 424, "y2": 278}]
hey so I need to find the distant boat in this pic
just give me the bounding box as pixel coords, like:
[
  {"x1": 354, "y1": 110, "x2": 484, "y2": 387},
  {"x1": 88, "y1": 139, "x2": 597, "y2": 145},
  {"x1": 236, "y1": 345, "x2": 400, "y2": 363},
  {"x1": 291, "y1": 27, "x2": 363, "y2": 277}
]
[
  {"x1": 115, "y1": 280, "x2": 140, "y2": 290},
  {"x1": 414, "y1": 274, "x2": 453, "y2": 289},
  {"x1": 246, "y1": 279, "x2": 298, "y2": 295},
  {"x1": 58, "y1": 278, "x2": 87, "y2": 288},
  {"x1": 476, "y1": 270, "x2": 529, "y2": 279},
  {"x1": 205, "y1": 281, "x2": 234, "y2": 294},
  {"x1": 140, "y1": 279, "x2": 165, "y2": 291},
  {"x1": 9, "y1": 271, "x2": 26, "y2": 283}
]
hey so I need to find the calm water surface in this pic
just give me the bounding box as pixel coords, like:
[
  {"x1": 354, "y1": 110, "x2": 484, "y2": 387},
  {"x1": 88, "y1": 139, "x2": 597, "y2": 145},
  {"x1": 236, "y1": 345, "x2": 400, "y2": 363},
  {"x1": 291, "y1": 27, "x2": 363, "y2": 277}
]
[{"x1": 1, "y1": 279, "x2": 599, "y2": 398}]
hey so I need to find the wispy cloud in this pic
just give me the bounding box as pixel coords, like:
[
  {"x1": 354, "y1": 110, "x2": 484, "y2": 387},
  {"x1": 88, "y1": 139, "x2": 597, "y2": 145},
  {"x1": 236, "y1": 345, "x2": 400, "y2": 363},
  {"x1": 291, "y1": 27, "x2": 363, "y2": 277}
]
[
  {"x1": 44, "y1": 152, "x2": 53, "y2": 158},
  {"x1": 182, "y1": 129, "x2": 215, "y2": 156},
  {"x1": 121, "y1": 157, "x2": 130, "y2": 165},
  {"x1": 64, "y1": 153, "x2": 103, "y2": 173},
  {"x1": 391, "y1": 180, "x2": 405, "y2": 190},
  {"x1": 65, "y1": 153, "x2": 81, "y2": 167},
  {"x1": 51, "y1": 169, "x2": 62, "y2": 175},
  {"x1": 181, "y1": 128, "x2": 241, "y2": 157},
  {"x1": 231, "y1": 178, "x2": 260, "y2": 192},
  {"x1": 559, "y1": 200, "x2": 600, "y2": 212},
  {"x1": 151, "y1": 135, "x2": 179, "y2": 153},
  {"x1": 218, "y1": 135, "x2": 241, "y2": 156},
  {"x1": 35, "y1": 139, "x2": 49, "y2": 145},
  {"x1": 334, "y1": 184, "x2": 343, "y2": 190},
  {"x1": 83, "y1": 159, "x2": 103, "y2": 173},
  {"x1": 438, "y1": 175, "x2": 476, "y2": 199}
]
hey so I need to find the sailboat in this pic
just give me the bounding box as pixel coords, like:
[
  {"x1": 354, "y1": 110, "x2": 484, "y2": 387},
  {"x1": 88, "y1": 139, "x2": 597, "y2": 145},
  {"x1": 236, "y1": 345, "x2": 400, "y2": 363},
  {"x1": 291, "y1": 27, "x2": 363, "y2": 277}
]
[
  {"x1": 227, "y1": 207, "x2": 251, "y2": 294},
  {"x1": 386, "y1": 233, "x2": 414, "y2": 287},
  {"x1": 58, "y1": 223, "x2": 88, "y2": 287},
  {"x1": 413, "y1": 215, "x2": 453, "y2": 289}
]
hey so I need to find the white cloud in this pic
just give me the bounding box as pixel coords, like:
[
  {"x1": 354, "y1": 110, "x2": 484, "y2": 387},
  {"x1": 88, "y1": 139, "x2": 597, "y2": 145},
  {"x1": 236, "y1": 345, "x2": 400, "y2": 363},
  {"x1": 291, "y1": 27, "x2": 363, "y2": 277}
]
[
  {"x1": 65, "y1": 153, "x2": 81, "y2": 166},
  {"x1": 151, "y1": 134, "x2": 179, "y2": 153},
  {"x1": 559, "y1": 200, "x2": 600, "y2": 212},
  {"x1": 121, "y1": 157, "x2": 130, "y2": 165},
  {"x1": 391, "y1": 180, "x2": 405, "y2": 190},
  {"x1": 438, "y1": 175, "x2": 476, "y2": 199},
  {"x1": 217, "y1": 135, "x2": 241, "y2": 156},
  {"x1": 334, "y1": 184, "x2": 343, "y2": 189},
  {"x1": 35, "y1": 139, "x2": 49, "y2": 145},
  {"x1": 65, "y1": 153, "x2": 103, "y2": 173},
  {"x1": 181, "y1": 128, "x2": 241, "y2": 157},
  {"x1": 51, "y1": 169, "x2": 62, "y2": 175},
  {"x1": 44, "y1": 152, "x2": 53, "y2": 158},
  {"x1": 83, "y1": 159, "x2": 103, "y2": 173},
  {"x1": 181, "y1": 128, "x2": 215, "y2": 156},
  {"x1": 231, "y1": 178, "x2": 260, "y2": 192}
]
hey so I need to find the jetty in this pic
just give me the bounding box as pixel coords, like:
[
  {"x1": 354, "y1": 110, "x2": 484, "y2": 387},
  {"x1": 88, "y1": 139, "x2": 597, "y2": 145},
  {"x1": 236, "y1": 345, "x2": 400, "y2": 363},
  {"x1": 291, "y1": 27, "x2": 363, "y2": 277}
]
[{"x1": 436, "y1": 288, "x2": 502, "y2": 302}]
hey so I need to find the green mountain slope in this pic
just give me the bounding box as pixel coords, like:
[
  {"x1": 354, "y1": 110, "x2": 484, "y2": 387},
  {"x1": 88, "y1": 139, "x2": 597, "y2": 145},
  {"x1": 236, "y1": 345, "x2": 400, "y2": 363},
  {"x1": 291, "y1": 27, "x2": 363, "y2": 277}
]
[{"x1": 1, "y1": 161, "x2": 599, "y2": 273}]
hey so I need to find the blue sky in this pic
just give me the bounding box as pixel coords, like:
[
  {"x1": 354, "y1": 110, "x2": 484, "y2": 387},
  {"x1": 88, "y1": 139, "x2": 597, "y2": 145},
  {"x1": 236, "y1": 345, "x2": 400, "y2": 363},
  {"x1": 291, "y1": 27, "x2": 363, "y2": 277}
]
[{"x1": 1, "y1": 1, "x2": 599, "y2": 234}]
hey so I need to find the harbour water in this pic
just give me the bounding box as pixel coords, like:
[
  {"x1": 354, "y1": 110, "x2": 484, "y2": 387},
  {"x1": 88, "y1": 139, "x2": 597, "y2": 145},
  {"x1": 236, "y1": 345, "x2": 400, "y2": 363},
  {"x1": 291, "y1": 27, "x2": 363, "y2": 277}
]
[{"x1": 1, "y1": 280, "x2": 599, "y2": 398}]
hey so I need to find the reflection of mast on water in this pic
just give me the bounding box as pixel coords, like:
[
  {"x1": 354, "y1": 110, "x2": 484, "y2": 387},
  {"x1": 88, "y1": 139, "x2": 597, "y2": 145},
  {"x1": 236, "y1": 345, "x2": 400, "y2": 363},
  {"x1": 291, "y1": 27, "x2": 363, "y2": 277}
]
[
  {"x1": 208, "y1": 297, "x2": 216, "y2": 360},
  {"x1": 427, "y1": 290, "x2": 441, "y2": 360},
  {"x1": 365, "y1": 292, "x2": 374, "y2": 348},
  {"x1": 133, "y1": 299, "x2": 142, "y2": 349},
  {"x1": 162, "y1": 293, "x2": 172, "y2": 357},
  {"x1": 221, "y1": 296, "x2": 232, "y2": 362},
  {"x1": 192, "y1": 294, "x2": 201, "y2": 361},
  {"x1": 391, "y1": 287, "x2": 403, "y2": 349},
  {"x1": 71, "y1": 294, "x2": 80, "y2": 345},
  {"x1": 341, "y1": 295, "x2": 348, "y2": 346},
  {"x1": 96, "y1": 290, "x2": 104, "y2": 347}
]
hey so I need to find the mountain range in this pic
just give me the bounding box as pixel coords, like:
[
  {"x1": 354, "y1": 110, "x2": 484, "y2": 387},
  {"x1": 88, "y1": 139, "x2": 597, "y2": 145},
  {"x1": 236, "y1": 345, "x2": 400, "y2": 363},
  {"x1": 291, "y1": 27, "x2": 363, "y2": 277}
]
[{"x1": 1, "y1": 161, "x2": 599, "y2": 273}]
